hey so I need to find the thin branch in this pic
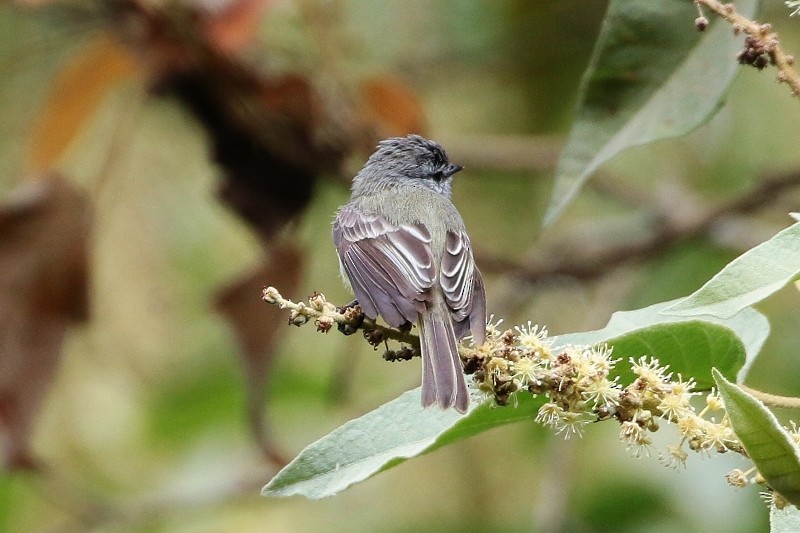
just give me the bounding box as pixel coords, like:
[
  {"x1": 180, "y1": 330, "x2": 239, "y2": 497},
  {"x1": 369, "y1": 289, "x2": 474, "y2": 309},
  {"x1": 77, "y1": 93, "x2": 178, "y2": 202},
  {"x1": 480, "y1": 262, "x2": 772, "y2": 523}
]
[
  {"x1": 262, "y1": 287, "x2": 420, "y2": 350},
  {"x1": 696, "y1": 0, "x2": 800, "y2": 96},
  {"x1": 479, "y1": 171, "x2": 800, "y2": 282}
]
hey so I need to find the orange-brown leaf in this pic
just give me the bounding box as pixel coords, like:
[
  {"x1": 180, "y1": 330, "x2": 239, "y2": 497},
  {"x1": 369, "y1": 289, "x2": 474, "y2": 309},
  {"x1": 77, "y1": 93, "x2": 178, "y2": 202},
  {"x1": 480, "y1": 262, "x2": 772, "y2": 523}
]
[
  {"x1": 360, "y1": 75, "x2": 427, "y2": 137},
  {"x1": 27, "y1": 35, "x2": 138, "y2": 171},
  {"x1": 203, "y1": 0, "x2": 273, "y2": 55}
]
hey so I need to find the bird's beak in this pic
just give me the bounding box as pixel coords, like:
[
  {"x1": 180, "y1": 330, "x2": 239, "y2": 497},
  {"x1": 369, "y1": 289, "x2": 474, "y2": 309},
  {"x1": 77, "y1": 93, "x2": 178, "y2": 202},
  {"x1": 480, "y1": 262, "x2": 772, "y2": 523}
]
[{"x1": 443, "y1": 163, "x2": 463, "y2": 178}]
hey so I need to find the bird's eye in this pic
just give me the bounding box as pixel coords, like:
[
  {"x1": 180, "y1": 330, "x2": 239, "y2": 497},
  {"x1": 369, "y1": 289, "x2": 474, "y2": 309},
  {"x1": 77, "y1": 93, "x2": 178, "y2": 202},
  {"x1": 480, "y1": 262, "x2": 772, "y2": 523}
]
[{"x1": 431, "y1": 170, "x2": 443, "y2": 181}]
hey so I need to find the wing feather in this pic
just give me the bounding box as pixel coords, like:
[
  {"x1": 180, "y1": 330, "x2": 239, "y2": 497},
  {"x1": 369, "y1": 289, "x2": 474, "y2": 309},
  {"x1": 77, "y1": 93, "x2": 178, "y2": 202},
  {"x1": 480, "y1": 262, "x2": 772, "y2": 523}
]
[
  {"x1": 441, "y1": 230, "x2": 486, "y2": 343},
  {"x1": 333, "y1": 205, "x2": 435, "y2": 327}
]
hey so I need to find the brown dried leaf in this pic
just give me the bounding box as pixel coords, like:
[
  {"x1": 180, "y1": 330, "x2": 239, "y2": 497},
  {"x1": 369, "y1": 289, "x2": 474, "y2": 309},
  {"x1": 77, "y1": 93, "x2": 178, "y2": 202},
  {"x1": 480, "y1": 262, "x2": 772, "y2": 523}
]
[
  {"x1": 26, "y1": 35, "x2": 138, "y2": 172},
  {"x1": 213, "y1": 240, "x2": 303, "y2": 465},
  {"x1": 100, "y1": 0, "x2": 355, "y2": 239},
  {"x1": 157, "y1": 61, "x2": 345, "y2": 239},
  {"x1": 206, "y1": 73, "x2": 333, "y2": 239},
  {"x1": 0, "y1": 173, "x2": 91, "y2": 470},
  {"x1": 201, "y1": 0, "x2": 273, "y2": 55},
  {"x1": 360, "y1": 75, "x2": 427, "y2": 137}
]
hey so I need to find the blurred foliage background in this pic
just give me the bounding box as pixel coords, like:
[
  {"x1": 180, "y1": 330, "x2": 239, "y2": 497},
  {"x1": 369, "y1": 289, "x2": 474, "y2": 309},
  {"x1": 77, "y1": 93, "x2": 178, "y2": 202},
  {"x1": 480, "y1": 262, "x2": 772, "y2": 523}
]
[{"x1": 1, "y1": 0, "x2": 799, "y2": 531}]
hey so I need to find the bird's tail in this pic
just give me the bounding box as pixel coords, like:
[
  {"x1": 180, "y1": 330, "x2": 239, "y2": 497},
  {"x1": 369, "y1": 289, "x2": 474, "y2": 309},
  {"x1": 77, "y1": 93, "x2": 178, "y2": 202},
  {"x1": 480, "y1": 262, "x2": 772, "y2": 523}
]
[{"x1": 419, "y1": 305, "x2": 469, "y2": 413}]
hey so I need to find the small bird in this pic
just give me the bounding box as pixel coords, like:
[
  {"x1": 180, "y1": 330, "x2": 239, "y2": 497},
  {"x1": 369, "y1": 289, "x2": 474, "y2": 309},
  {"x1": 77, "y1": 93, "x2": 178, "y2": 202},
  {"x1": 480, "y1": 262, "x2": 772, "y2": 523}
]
[{"x1": 332, "y1": 134, "x2": 486, "y2": 413}]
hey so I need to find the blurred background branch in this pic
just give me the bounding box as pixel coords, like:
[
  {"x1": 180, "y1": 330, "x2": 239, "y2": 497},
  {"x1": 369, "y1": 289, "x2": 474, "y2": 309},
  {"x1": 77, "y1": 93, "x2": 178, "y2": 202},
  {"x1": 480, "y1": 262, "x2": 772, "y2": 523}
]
[{"x1": 479, "y1": 169, "x2": 800, "y2": 284}]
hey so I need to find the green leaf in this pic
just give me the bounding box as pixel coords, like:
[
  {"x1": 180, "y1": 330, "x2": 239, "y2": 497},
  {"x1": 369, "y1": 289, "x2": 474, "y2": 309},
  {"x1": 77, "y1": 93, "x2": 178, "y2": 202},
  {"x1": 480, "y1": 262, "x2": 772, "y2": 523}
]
[
  {"x1": 663, "y1": 220, "x2": 800, "y2": 318},
  {"x1": 553, "y1": 300, "x2": 768, "y2": 386},
  {"x1": 605, "y1": 322, "x2": 743, "y2": 390},
  {"x1": 544, "y1": 0, "x2": 759, "y2": 225},
  {"x1": 714, "y1": 370, "x2": 800, "y2": 507},
  {"x1": 771, "y1": 505, "x2": 800, "y2": 533},
  {"x1": 262, "y1": 390, "x2": 541, "y2": 499}
]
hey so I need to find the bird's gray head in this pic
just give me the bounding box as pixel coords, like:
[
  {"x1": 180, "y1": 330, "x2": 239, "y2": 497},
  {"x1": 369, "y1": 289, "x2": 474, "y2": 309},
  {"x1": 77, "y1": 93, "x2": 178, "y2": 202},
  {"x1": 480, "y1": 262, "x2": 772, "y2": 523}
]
[{"x1": 352, "y1": 134, "x2": 463, "y2": 197}]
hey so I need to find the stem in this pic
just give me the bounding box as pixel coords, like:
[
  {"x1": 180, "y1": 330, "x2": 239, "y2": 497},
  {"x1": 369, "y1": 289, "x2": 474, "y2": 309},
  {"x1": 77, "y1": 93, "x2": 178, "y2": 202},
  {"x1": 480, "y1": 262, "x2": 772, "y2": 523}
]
[
  {"x1": 361, "y1": 317, "x2": 420, "y2": 347},
  {"x1": 262, "y1": 287, "x2": 421, "y2": 350},
  {"x1": 695, "y1": 0, "x2": 800, "y2": 96},
  {"x1": 739, "y1": 384, "x2": 800, "y2": 410}
]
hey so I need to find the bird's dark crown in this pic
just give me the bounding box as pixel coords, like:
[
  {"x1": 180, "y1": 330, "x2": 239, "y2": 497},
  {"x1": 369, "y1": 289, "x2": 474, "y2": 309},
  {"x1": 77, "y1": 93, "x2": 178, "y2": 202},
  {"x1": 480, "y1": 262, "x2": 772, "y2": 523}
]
[
  {"x1": 351, "y1": 134, "x2": 461, "y2": 198},
  {"x1": 370, "y1": 134, "x2": 461, "y2": 183}
]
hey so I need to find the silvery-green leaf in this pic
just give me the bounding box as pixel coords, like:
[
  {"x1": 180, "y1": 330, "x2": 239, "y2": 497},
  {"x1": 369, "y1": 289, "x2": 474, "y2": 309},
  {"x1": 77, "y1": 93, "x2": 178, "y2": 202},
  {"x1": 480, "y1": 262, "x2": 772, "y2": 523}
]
[
  {"x1": 262, "y1": 390, "x2": 540, "y2": 499},
  {"x1": 545, "y1": 0, "x2": 759, "y2": 224},
  {"x1": 714, "y1": 370, "x2": 800, "y2": 507},
  {"x1": 664, "y1": 220, "x2": 800, "y2": 318}
]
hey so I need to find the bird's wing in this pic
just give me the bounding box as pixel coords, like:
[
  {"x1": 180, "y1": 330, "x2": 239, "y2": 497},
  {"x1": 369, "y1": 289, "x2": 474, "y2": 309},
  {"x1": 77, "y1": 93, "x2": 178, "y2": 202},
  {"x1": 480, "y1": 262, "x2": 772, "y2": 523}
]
[
  {"x1": 440, "y1": 230, "x2": 487, "y2": 344},
  {"x1": 333, "y1": 204, "x2": 436, "y2": 327}
]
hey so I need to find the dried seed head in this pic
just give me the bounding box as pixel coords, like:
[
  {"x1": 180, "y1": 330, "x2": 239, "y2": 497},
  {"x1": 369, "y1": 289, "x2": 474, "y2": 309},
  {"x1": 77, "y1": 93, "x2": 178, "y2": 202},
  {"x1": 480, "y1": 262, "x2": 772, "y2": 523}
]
[
  {"x1": 308, "y1": 292, "x2": 327, "y2": 312},
  {"x1": 363, "y1": 328, "x2": 384, "y2": 347},
  {"x1": 289, "y1": 310, "x2": 309, "y2": 326},
  {"x1": 316, "y1": 315, "x2": 334, "y2": 333},
  {"x1": 695, "y1": 16, "x2": 709, "y2": 31},
  {"x1": 383, "y1": 346, "x2": 417, "y2": 362}
]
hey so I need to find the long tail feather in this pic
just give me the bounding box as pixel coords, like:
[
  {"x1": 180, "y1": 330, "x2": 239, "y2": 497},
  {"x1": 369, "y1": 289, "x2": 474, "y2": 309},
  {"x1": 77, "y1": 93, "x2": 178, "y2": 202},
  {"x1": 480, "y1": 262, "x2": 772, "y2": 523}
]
[{"x1": 419, "y1": 306, "x2": 469, "y2": 413}]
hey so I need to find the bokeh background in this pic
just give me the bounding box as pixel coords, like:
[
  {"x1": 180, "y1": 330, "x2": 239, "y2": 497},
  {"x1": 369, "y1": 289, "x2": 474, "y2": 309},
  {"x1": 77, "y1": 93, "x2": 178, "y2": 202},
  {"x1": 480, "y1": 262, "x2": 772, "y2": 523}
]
[{"x1": 1, "y1": 1, "x2": 799, "y2": 531}]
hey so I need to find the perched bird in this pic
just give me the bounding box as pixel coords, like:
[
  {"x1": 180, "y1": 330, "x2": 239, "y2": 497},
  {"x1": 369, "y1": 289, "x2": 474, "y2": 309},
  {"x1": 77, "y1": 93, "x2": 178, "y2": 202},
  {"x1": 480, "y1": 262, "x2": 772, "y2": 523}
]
[{"x1": 332, "y1": 134, "x2": 486, "y2": 412}]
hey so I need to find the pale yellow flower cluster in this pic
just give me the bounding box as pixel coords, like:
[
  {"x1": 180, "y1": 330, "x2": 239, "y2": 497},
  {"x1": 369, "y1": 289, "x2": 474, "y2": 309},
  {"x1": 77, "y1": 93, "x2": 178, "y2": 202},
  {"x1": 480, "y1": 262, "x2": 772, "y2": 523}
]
[{"x1": 464, "y1": 320, "x2": 746, "y2": 470}]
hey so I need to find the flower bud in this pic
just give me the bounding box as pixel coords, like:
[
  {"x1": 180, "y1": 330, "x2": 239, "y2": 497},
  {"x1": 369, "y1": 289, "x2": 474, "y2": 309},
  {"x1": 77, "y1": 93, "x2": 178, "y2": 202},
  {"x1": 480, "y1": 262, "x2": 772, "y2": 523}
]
[
  {"x1": 316, "y1": 315, "x2": 334, "y2": 333},
  {"x1": 308, "y1": 292, "x2": 327, "y2": 312},
  {"x1": 695, "y1": 16, "x2": 709, "y2": 31},
  {"x1": 262, "y1": 286, "x2": 281, "y2": 304}
]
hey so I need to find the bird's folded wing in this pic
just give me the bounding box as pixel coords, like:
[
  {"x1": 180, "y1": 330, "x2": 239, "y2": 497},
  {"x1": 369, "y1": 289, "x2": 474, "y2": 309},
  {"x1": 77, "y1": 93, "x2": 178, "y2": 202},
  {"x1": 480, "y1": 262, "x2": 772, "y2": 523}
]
[
  {"x1": 333, "y1": 205, "x2": 436, "y2": 327},
  {"x1": 440, "y1": 230, "x2": 486, "y2": 344}
]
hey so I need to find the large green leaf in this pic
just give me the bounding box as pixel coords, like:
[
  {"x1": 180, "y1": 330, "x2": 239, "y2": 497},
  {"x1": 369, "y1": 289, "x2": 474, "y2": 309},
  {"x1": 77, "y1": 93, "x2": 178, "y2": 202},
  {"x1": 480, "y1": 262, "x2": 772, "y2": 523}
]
[
  {"x1": 262, "y1": 390, "x2": 541, "y2": 499},
  {"x1": 771, "y1": 505, "x2": 800, "y2": 533},
  {"x1": 604, "y1": 322, "x2": 743, "y2": 390},
  {"x1": 544, "y1": 0, "x2": 759, "y2": 224},
  {"x1": 264, "y1": 299, "x2": 767, "y2": 499},
  {"x1": 553, "y1": 300, "x2": 768, "y2": 385},
  {"x1": 714, "y1": 370, "x2": 800, "y2": 507},
  {"x1": 664, "y1": 220, "x2": 800, "y2": 318}
]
